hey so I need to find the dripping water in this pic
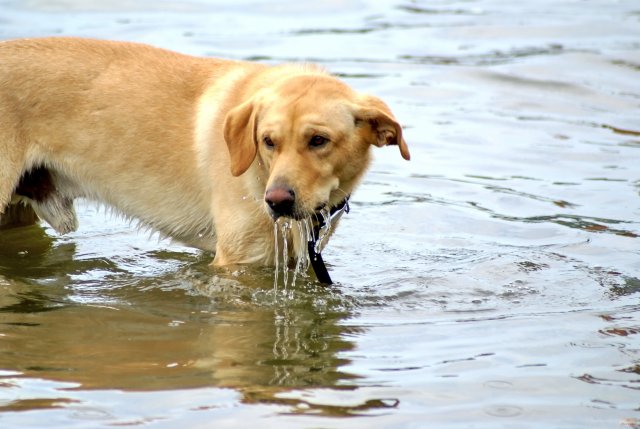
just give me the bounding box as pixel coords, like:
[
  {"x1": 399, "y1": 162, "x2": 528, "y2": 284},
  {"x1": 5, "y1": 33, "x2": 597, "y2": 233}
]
[
  {"x1": 280, "y1": 220, "x2": 291, "y2": 289},
  {"x1": 273, "y1": 221, "x2": 279, "y2": 292},
  {"x1": 272, "y1": 208, "x2": 340, "y2": 291},
  {"x1": 291, "y1": 218, "x2": 312, "y2": 286},
  {"x1": 314, "y1": 208, "x2": 332, "y2": 254}
]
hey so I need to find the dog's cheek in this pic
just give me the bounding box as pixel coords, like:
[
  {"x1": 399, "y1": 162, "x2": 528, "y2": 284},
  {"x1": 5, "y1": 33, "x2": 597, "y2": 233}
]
[
  {"x1": 338, "y1": 136, "x2": 371, "y2": 176},
  {"x1": 299, "y1": 157, "x2": 324, "y2": 193},
  {"x1": 322, "y1": 137, "x2": 371, "y2": 199}
]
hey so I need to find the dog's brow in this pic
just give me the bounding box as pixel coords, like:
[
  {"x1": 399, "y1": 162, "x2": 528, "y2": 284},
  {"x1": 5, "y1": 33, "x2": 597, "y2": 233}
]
[{"x1": 302, "y1": 125, "x2": 331, "y2": 137}]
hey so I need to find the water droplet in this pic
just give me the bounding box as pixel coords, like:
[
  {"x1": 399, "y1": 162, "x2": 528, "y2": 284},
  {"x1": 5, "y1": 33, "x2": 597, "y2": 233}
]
[
  {"x1": 70, "y1": 407, "x2": 113, "y2": 421},
  {"x1": 484, "y1": 380, "x2": 514, "y2": 389},
  {"x1": 273, "y1": 221, "x2": 279, "y2": 292},
  {"x1": 484, "y1": 405, "x2": 523, "y2": 417}
]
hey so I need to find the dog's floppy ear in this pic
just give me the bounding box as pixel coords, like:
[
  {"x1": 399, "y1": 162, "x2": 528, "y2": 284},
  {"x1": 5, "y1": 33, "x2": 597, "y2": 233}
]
[
  {"x1": 223, "y1": 99, "x2": 259, "y2": 176},
  {"x1": 353, "y1": 96, "x2": 410, "y2": 161}
]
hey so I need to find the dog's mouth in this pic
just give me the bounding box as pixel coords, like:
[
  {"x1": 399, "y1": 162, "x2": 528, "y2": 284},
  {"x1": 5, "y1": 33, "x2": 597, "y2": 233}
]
[
  {"x1": 264, "y1": 189, "x2": 323, "y2": 221},
  {"x1": 266, "y1": 200, "x2": 348, "y2": 223},
  {"x1": 266, "y1": 204, "x2": 324, "y2": 222},
  {"x1": 264, "y1": 185, "x2": 349, "y2": 224}
]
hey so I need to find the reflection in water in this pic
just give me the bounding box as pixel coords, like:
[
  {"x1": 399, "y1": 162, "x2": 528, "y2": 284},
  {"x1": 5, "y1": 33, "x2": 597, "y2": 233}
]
[
  {"x1": 0, "y1": 300, "x2": 356, "y2": 391},
  {"x1": 0, "y1": 225, "x2": 66, "y2": 280},
  {"x1": 0, "y1": 225, "x2": 370, "y2": 415},
  {"x1": 574, "y1": 308, "x2": 640, "y2": 399}
]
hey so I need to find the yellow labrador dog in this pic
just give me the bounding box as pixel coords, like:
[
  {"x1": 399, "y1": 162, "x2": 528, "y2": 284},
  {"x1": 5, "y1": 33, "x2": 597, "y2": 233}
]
[{"x1": 0, "y1": 37, "x2": 409, "y2": 274}]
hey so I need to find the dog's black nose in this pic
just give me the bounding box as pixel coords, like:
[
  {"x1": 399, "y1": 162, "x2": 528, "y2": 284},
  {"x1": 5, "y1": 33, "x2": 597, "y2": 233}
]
[{"x1": 265, "y1": 186, "x2": 295, "y2": 218}]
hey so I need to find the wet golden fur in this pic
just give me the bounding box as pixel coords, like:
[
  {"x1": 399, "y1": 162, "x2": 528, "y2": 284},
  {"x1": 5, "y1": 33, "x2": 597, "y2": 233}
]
[{"x1": 0, "y1": 37, "x2": 409, "y2": 266}]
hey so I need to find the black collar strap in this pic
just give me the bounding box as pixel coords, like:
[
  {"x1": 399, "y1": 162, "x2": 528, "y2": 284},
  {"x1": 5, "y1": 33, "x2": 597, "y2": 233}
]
[{"x1": 308, "y1": 197, "x2": 350, "y2": 285}]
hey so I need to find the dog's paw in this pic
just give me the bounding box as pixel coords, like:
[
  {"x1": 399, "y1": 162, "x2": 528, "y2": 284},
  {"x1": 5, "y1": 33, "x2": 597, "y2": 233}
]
[{"x1": 31, "y1": 195, "x2": 78, "y2": 234}]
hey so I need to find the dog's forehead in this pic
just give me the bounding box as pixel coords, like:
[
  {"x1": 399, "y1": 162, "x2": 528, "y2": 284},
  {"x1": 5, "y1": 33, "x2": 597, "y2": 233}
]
[
  {"x1": 259, "y1": 76, "x2": 356, "y2": 135},
  {"x1": 274, "y1": 74, "x2": 352, "y2": 97},
  {"x1": 261, "y1": 100, "x2": 353, "y2": 134}
]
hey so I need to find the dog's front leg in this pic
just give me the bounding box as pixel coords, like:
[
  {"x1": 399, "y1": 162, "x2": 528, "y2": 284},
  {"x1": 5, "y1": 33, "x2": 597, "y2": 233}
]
[
  {"x1": 210, "y1": 205, "x2": 277, "y2": 267},
  {"x1": 213, "y1": 229, "x2": 276, "y2": 267}
]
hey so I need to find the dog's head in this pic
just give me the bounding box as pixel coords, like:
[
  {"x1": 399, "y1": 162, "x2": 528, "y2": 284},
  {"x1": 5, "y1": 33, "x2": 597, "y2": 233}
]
[{"x1": 223, "y1": 72, "x2": 410, "y2": 220}]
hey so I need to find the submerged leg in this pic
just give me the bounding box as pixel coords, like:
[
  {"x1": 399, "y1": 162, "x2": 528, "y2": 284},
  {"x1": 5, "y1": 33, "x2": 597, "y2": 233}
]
[{"x1": 0, "y1": 203, "x2": 38, "y2": 229}]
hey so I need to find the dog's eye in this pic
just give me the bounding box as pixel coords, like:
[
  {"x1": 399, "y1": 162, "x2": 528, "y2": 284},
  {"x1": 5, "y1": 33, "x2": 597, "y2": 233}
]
[
  {"x1": 309, "y1": 135, "x2": 329, "y2": 148},
  {"x1": 263, "y1": 136, "x2": 275, "y2": 148}
]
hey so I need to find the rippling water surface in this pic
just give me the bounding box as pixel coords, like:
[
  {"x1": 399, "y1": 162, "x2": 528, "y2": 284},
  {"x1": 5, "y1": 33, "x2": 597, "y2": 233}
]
[{"x1": 1, "y1": 1, "x2": 639, "y2": 428}]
